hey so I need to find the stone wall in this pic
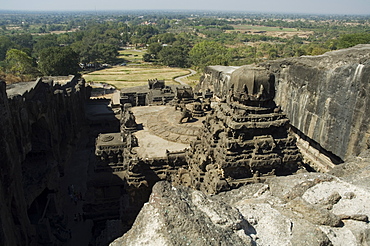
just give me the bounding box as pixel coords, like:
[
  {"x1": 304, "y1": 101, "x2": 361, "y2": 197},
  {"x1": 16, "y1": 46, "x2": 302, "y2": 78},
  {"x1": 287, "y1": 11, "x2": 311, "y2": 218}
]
[
  {"x1": 0, "y1": 77, "x2": 90, "y2": 245},
  {"x1": 198, "y1": 45, "x2": 370, "y2": 161}
]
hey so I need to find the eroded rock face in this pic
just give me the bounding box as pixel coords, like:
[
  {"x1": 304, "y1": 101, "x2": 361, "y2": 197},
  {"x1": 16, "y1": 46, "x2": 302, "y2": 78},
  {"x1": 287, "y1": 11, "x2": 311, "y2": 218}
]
[
  {"x1": 264, "y1": 44, "x2": 370, "y2": 160},
  {"x1": 113, "y1": 165, "x2": 370, "y2": 246},
  {"x1": 0, "y1": 78, "x2": 90, "y2": 245}
]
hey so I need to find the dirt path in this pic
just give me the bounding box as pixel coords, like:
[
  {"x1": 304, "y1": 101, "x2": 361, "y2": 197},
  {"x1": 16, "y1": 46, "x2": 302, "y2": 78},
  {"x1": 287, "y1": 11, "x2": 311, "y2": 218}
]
[{"x1": 174, "y1": 69, "x2": 197, "y2": 85}]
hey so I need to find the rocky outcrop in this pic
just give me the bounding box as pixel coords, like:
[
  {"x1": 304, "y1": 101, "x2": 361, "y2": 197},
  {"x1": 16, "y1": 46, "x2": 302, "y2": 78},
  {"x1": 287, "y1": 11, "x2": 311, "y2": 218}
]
[
  {"x1": 112, "y1": 163, "x2": 370, "y2": 245},
  {"x1": 265, "y1": 44, "x2": 370, "y2": 161},
  {"x1": 0, "y1": 81, "x2": 33, "y2": 245},
  {"x1": 0, "y1": 77, "x2": 90, "y2": 245},
  {"x1": 110, "y1": 181, "x2": 254, "y2": 246},
  {"x1": 197, "y1": 45, "x2": 370, "y2": 161}
]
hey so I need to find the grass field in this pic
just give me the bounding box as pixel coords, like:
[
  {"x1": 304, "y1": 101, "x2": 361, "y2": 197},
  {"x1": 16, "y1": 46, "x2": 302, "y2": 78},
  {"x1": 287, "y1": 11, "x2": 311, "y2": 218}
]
[
  {"x1": 118, "y1": 48, "x2": 145, "y2": 64},
  {"x1": 83, "y1": 65, "x2": 190, "y2": 89},
  {"x1": 231, "y1": 25, "x2": 298, "y2": 32}
]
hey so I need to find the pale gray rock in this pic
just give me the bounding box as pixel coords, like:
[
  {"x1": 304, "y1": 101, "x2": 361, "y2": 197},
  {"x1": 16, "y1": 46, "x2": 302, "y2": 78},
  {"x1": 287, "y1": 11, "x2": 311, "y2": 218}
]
[
  {"x1": 111, "y1": 181, "x2": 253, "y2": 246},
  {"x1": 112, "y1": 169, "x2": 370, "y2": 246}
]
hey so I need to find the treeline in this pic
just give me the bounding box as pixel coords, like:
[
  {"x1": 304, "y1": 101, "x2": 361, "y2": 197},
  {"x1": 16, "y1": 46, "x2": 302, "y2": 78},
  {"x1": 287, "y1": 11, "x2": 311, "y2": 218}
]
[
  {"x1": 144, "y1": 31, "x2": 370, "y2": 70},
  {"x1": 0, "y1": 22, "x2": 127, "y2": 78},
  {"x1": 0, "y1": 11, "x2": 370, "y2": 82}
]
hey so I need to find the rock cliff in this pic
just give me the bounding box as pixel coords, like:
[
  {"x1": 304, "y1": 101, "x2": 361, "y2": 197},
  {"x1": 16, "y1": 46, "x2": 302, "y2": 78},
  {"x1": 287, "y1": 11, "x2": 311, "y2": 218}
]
[
  {"x1": 0, "y1": 77, "x2": 90, "y2": 245},
  {"x1": 264, "y1": 44, "x2": 370, "y2": 161}
]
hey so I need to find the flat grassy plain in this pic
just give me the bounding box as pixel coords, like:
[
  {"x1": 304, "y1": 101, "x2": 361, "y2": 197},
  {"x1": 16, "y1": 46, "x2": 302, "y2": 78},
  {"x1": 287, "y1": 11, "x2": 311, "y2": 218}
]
[
  {"x1": 83, "y1": 65, "x2": 190, "y2": 89},
  {"x1": 231, "y1": 25, "x2": 299, "y2": 32},
  {"x1": 118, "y1": 48, "x2": 145, "y2": 64}
]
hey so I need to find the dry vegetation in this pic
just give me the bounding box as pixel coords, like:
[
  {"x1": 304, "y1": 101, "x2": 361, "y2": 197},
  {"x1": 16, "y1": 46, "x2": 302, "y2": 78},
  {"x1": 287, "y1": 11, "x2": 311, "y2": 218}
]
[
  {"x1": 228, "y1": 24, "x2": 314, "y2": 39},
  {"x1": 0, "y1": 72, "x2": 35, "y2": 84}
]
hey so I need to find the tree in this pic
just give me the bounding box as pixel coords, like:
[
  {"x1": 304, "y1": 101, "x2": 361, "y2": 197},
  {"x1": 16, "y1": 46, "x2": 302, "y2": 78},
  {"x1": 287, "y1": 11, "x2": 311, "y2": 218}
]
[
  {"x1": 5, "y1": 49, "x2": 34, "y2": 75},
  {"x1": 93, "y1": 43, "x2": 118, "y2": 64},
  {"x1": 157, "y1": 33, "x2": 176, "y2": 44},
  {"x1": 337, "y1": 33, "x2": 370, "y2": 49},
  {"x1": 38, "y1": 46, "x2": 79, "y2": 76},
  {"x1": 146, "y1": 42, "x2": 163, "y2": 60},
  {"x1": 33, "y1": 34, "x2": 59, "y2": 56},
  {"x1": 10, "y1": 34, "x2": 34, "y2": 50},
  {"x1": 189, "y1": 41, "x2": 231, "y2": 70},
  {"x1": 158, "y1": 44, "x2": 190, "y2": 68},
  {"x1": 0, "y1": 35, "x2": 14, "y2": 61}
]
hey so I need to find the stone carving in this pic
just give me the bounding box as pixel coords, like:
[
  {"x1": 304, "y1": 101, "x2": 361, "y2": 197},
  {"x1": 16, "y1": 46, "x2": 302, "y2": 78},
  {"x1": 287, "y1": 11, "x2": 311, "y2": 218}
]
[
  {"x1": 197, "y1": 45, "x2": 370, "y2": 162},
  {"x1": 178, "y1": 107, "x2": 193, "y2": 124},
  {"x1": 202, "y1": 97, "x2": 211, "y2": 111},
  {"x1": 121, "y1": 110, "x2": 137, "y2": 132},
  {"x1": 175, "y1": 86, "x2": 194, "y2": 104},
  {"x1": 175, "y1": 67, "x2": 302, "y2": 194},
  {"x1": 148, "y1": 78, "x2": 165, "y2": 90},
  {"x1": 192, "y1": 101, "x2": 204, "y2": 117}
]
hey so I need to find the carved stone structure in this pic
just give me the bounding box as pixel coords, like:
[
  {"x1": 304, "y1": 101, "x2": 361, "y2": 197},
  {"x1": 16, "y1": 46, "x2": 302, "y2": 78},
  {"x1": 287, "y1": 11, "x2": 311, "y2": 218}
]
[
  {"x1": 178, "y1": 107, "x2": 193, "y2": 124},
  {"x1": 120, "y1": 79, "x2": 187, "y2": 107},
  {"x1": 121, "y1": 104, "x2": 138, "y2": 132},
  {"x1": 197, "y1": 45, "x2": 370, "y2": 166},
  {"x1": 175, "y1": 86, "x2": 194, "y2": 104},
  {"x1": 191, "y1": 101, "x2": 205, "y2": 117},
  {"x1": 175, "y1": 66, "x2": 302, "y2": 194}
]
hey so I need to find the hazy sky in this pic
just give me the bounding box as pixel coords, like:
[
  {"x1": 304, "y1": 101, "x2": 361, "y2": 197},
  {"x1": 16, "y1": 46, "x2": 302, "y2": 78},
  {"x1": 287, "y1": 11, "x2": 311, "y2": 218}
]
[{"x1": 1, "y1": 0, "x2": 369, "y2": 15}]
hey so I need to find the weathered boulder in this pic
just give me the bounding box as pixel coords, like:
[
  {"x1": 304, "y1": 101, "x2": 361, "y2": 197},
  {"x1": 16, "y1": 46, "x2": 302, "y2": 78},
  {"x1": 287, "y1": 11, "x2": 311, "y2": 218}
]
[{"x1": 111, "y1": 181, "x2": 253, "y2": 246}]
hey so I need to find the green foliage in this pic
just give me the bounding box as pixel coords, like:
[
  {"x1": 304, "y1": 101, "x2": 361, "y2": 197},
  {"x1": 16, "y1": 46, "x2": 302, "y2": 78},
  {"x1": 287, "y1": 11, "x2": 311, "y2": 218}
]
[
  {"x1": 147, "y1": 42, "x2": 163, "y2": 60},
  {"x1": 0, "y1": 35, "x2": 14, "y2": 60},
  {"x1": 69, "y1": 23, "x2": 120, "y2": 64},
  {"x1": 10, "y1": 34, "x2": 34, "y2": 50},
  {"x1": 5, "y1": 49, "x2": 34, "y2": 75},
  {"x1": 33, "y1": 34, "x2": 59, "y2": 56},
  {"x1": 38, "y1": 46, "x2": 79, "y2": 76},
  {"x1": 93, "y1": 43, "x2": 119, "y2": 64},
  {"x1": 0, "y1": 11, "x2": 369, "y2": 75},
  {"x1": 336, "y1": 33, "x2": 370, "y2": 49},
  {"x1": 189, "y1": 41, "x2": 231, "y2": 70},
  {"x1": 155, "y1": 33, "x2": 177, "y2": 44},
  {"x1": 158, "y1": 44, "x2": 190, "y2": 68}
]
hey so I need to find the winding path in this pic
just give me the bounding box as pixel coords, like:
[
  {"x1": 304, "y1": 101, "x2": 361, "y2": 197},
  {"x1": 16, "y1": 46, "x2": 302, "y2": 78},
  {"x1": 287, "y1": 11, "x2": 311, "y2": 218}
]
[{"x1": 174, "y1": 69, "x2": 197, "y2": 85}]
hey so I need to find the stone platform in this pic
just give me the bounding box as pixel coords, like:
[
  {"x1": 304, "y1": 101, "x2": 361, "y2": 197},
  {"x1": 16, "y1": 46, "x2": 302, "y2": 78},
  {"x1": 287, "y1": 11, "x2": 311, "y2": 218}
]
[{"x1": 131, "y1": 106, "x2": 203, "y2": 158}]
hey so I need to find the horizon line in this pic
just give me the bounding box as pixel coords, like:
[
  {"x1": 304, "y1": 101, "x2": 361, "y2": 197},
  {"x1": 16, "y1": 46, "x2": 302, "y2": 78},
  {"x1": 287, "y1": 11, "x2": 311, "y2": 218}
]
[{"x1": 0, "y1": 9, "x2": 369, "y2": 16}]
